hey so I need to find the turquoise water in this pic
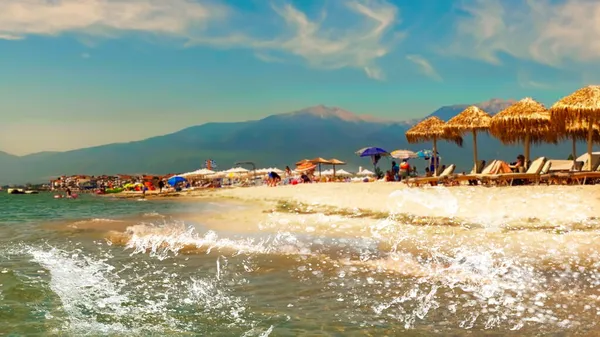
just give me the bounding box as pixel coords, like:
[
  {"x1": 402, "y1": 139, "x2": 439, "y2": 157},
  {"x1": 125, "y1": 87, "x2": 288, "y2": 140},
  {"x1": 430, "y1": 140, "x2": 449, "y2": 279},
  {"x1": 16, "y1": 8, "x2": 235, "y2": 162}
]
[{"x1": 1, "y1": 191, "x2": 600, "y2": 336}]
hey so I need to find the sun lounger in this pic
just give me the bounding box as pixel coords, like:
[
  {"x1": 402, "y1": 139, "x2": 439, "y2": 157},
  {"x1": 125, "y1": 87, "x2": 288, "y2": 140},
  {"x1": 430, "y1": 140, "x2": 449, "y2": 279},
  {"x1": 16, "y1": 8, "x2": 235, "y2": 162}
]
[
  {"x1": 406, "y1": 164, "x2": 456, "y2": 187},
  {"x1": 566, "y1": 163, "x2": 600, "y2": 184},
  {"x1": 538, "y1": 160, "x2": 575, "y2": 185},
  {"x1": 486, "y1": 157, "x2": 547, "y2": 186},
  {"x1": 449, "y1": 160, "x2": 498, "y2": 185}
]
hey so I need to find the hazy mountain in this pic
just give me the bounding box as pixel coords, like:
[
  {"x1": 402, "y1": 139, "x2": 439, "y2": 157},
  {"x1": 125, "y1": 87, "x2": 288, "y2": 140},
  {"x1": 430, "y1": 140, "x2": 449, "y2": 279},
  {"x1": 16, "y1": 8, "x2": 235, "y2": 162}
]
[
  {"x1": 427, "y1": 98, "x2": 517, "y2": 121},
  {"x1": 0, "y1": 102, "x2": 581, "y2": 185}
]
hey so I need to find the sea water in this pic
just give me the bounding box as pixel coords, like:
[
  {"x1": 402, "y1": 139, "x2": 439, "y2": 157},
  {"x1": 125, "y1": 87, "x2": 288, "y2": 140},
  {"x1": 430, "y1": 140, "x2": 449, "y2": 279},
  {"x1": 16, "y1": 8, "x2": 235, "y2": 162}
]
[{"x1": 1, "y1": 190, "x2": 599, "y2": 336}]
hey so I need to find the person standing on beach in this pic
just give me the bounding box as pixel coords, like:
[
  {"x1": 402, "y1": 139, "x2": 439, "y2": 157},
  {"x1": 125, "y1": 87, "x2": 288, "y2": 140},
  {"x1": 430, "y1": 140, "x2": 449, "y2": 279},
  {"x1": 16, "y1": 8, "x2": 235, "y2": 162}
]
[
  {"x1": 391, "y1": 161, "x2": 400, "y2": 181},
  {"x1": 399, "y1": 159, "x2": 410, "y2": 181},
  {"x1": 158, "y1": 180, "x2": 165, "y2": 193}
]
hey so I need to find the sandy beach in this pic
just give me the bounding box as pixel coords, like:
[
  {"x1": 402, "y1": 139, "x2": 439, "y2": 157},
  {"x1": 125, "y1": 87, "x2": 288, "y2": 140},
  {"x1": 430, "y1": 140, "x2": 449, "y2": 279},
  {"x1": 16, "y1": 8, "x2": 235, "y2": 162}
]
[{"x1": 130, "y1": 183, "x2": 600, "y2": 223}]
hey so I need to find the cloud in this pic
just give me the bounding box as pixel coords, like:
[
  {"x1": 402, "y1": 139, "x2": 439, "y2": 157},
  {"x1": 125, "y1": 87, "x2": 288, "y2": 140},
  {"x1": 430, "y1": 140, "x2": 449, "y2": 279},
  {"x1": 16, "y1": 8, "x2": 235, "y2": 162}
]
[
  {"x1": 516, "y1": 71, "x2": 552, "y2": 90},
  {"x1": 0, "y1": 0, "x2": 228, "y2": 40},
  {"x1": 406, "y1": 54, "x2": 442, "y2": 81},
  {"x1": 450, "y1": 0, "x2": 600, "y2": 67},
  {"x1": 0, "y1": 0, "x2": 402, "y2": 80},
  {"x1": 185, "y1": 0, "x2": 403, "y2": 80},
  {"x1": 253, "y1": 52, "x2": 284, "y2": 64}
]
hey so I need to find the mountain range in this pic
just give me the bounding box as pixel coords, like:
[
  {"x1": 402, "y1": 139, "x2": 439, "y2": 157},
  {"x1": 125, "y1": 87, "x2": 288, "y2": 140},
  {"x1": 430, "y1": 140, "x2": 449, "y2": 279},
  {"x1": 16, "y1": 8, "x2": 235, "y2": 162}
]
[{"x1": 0, "y1": 100, "x2": 580, "y2": 185}]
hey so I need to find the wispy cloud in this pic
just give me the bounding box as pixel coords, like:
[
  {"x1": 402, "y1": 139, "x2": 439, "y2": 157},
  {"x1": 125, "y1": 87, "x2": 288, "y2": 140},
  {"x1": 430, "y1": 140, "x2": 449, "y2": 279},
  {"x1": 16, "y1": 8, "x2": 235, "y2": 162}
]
[
  {"x1": 516, "y1": 71, "x2": 552, "y2": 90},
  {"x1": 0, "y1": 0, "x2": 403, "y2": 80},
  {"x1": 450, "y1": 0, "x2": 600, "y2": 67},
  {"x1": 253, "y1": 52, "x2": 284, "y2": 64},
  {"x1": 188, "y1": 1, "x2": 402, "y2": 80},
  {"x1": 0, "y1": 0, "x2": 228, "y2": 40},
  {"x1": 406, "y1": 54, "x2": 442, "y2": 81}
]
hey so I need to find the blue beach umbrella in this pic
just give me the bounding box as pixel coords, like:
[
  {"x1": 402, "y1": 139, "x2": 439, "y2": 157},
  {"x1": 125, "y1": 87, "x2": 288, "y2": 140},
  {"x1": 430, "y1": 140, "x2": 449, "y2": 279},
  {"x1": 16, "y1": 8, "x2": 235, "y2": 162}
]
[
  {"x1": 355, "y1": 147, "x2": 389, "y2": 174},
  {"x1": 355, "y1": 147, "x2": 389, "y2": 157},
  {"x1": 416, "y1": 150, "x2": 439, "y2": 159},
  {"x1": 167, "y1": 176, "x2": 187, "y2": 186}
]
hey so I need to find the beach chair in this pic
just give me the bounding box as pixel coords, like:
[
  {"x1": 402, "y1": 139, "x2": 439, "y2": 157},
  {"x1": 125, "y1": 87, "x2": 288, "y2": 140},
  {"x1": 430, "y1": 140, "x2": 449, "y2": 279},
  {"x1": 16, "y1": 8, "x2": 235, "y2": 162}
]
[
  {"x1": 567, "y1": 163, "x2": 600, "y2": 185},
  {"x1": 406, "y1": 164, "x2": 456, "y2": 187},
  {"x1": 538, "y1": 160, "x2": 574, "y2": 185},
  {"x1": 487, "y1": 157, "x2": 547, "y2": 186},
  {"x1": 449, "y1": 160, "x2": 498, "y2": 185}
]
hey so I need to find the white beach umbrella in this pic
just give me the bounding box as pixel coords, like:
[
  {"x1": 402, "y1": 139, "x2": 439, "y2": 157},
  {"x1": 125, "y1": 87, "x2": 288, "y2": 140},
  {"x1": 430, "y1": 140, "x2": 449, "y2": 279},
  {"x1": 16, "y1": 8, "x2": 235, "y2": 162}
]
[
  {"x1": 336, "y1": 169, "x2": 352, "y2": 176},
  {"x1": 356, "y1": 169, "x2": 374, "y2": 176},
  {"x1": 321, "y1": 169, "x2": 335, "y2": 176},
  {"x1": 184, "y1": 168, "x2": 215, "y2": 177},
  {"x1": 225, "y1": 167, "x2": 249, "y2": 174},
  {"x1": 270, "y1": 167, "x2": 285, "y2": 174}
]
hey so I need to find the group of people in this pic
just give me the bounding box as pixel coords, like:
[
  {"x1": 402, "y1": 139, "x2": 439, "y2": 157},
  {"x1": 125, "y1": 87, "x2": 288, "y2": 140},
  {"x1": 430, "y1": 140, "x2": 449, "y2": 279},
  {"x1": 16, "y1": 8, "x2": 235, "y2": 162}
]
[{"x1": 385, "y1": 160, "x2": 413, "y2": 182}]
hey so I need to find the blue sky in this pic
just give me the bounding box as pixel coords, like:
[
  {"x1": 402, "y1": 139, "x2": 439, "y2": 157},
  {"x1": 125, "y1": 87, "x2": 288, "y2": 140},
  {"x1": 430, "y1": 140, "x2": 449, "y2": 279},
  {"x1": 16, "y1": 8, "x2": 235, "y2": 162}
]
[{"x1": 0, "y1": 0, "x2": 598, "y2": 155}]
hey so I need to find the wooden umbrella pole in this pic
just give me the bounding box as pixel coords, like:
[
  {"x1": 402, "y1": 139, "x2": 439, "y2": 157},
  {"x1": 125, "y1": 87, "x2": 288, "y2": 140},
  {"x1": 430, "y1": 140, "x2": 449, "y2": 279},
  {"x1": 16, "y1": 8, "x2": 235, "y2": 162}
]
[
  {"x1": 524, "y1": 134, "x2": 531, "y2": 169},
  {"x1": 587, "y1": 122, "x2": 594, "y2": 171},
  {"x1": 572, "y1": 135, "x2": 577, "y2": 170},
  {"x1": 433, "y1": 137, "x2": 438, "y2": 176},
  {"x1": 472, "y1": 129, "x2": 478, "y2": 173}
]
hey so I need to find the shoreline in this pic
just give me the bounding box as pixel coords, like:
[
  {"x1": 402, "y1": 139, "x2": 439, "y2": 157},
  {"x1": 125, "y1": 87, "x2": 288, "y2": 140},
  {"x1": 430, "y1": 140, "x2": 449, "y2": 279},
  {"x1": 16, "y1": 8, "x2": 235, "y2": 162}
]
[{"x1": 101, "y1": 183, "x2": 600, "y2": 229}]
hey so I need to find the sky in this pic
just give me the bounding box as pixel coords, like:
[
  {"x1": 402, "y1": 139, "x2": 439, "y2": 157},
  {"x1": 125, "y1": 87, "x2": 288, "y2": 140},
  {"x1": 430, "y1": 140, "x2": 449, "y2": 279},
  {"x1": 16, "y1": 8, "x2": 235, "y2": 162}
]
[{"x1": 0, "y1": 0, "x2": 599, "y2": 155}]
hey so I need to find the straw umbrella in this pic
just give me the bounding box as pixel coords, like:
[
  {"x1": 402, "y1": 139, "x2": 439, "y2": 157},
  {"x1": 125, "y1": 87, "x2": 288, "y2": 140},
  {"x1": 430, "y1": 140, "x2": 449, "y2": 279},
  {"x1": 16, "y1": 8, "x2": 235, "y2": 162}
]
[
  {"x1": 489, "y1": 97, "x2": 555, "y2": 167},
  {"x1": 550, "y1": 85, "x2": 600, "y2": 170},
  {"x1": 327, "y1": 158, "x2": 346, "y2": 177},
  {"x1": 310, "y1": 157, "x2": 332, "y2": 177},
  {"x1": 561, "y1": 120, "x2": 600, "y2": 168},
  {"x1": 406, "y1": 116, "x2": 463, "y2": 175},
  {"x1": 445, "y1": 105, "x2": 492, "y2": 172}
]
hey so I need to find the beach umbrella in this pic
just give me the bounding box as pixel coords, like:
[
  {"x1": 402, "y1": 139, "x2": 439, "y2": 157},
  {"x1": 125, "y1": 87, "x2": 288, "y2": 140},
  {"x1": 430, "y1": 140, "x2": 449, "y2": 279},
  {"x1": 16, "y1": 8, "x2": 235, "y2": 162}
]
[
  {"x1": 321, "y1": 169, "x2": 335, "y2": 176},
  {"x1": 356, "y1": 169, "x2": 374, "y2": 176},
  {"x1": 390, "y1": 150, "x2": 418, "y2": 159},
  {"x1": 355, "y1": 147, "x2": 389, "y2": 157},
  {"x1": 167, "y1": 176, "x2": 186, "y2": 186},
  {"x1": 550, "y1": 85, "x2": 600, "y2": 170},
  {"x1": 355, "y1": 147, "x2": 389, "y2": 173},
  {"x1": 489, "y1": 97, "x2": 555, "y2": 168},
  {"x1": 336, "y1": 169, "x2": 352, "y2": 176},
  {"x1": 296, "y1": 161, "x2": 317, "y2": 172},
  {"x1": 445, "y1": 105, "x2": 492, "y2": 172},
  {"x1": 416, "y1": 149, "x2": 438, "y2": 158},
  {"x1": 326, "y1": 158, "x2": 346, "y2": 177},
  {"x1": 561, "y1": 120, "x2": 600, "y2": 168},
  {"x1": 310, "y1": 157, "x2": 332, "y2": 177},
  {"x1": 406, "y1": 117, "x2": 463, "y2": 175}
]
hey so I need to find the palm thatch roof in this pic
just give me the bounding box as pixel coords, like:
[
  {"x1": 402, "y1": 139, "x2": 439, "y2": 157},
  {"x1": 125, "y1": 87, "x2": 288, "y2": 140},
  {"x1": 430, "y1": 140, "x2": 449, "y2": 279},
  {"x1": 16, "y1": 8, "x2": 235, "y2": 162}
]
[
  {"x1": 564, "y1": 120, "x2": 600, "y2": 142},
  {"x1": 406, "y1": 116, "x2": 463, "y2": 146},
  {"x1": 310, "y1": 157, "x2": 331, "y2": 164},
  {"x1": 327, "y1": 158, "x2": 346, "y2": 165},
  {"x1": 445, "y1": 105, "x2": 492, "y2": 133},
  {"x1": 550, "y1": 85, "x2": 600, "y2": 124},
  {"x1": 489, "y1": 97, "x2": 556, "y2": 144}
]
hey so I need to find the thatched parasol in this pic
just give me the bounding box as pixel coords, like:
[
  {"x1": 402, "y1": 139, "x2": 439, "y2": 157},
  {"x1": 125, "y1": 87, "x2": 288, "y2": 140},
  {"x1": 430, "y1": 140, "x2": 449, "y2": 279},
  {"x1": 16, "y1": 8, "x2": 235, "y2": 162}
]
[
  {"x1": 406, "y1": 116, "x2": 463, "y2": 175},
  {"x1": 550, "y1": 85, "x2": 600, "y2": 170},
  {"x1": 310, "y1": 157, "x2": 332, "y2": 176},
  {"x1": 561, "y1": 120, "x2": 600, "y2": 168},
  {"x1": 445, "y1": 105, "x2": 492, "y2": 172},
  {"x1": 489, "y1": 97, "x2": 555, "y2": 167},
  {"x1": 326, "y1": 158, "x2": 346, "y2": 176}
]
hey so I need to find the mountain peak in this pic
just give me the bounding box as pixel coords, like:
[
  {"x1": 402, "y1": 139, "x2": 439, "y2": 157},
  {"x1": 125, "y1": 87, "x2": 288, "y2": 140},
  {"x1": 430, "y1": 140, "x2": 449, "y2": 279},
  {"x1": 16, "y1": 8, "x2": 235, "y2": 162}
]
[
  {"x1": 475, "y1": 98, "x2": 517, "y2": 112},
  {"x1": 280, "y1": 105, "x2": 389, "y2": 123}
]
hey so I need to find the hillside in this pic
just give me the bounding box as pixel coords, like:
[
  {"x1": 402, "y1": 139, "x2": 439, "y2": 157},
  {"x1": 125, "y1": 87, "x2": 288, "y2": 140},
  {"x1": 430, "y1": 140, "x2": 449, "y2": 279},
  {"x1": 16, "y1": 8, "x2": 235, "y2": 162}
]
[{"x1": 0, "y1": 102, "x2": 585, "y2": 185}]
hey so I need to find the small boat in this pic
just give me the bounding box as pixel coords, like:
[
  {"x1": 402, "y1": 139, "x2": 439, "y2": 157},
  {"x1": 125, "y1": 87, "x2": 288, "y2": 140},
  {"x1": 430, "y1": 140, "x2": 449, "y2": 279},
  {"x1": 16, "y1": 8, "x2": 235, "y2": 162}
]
[
  {"x1": 24, "y1": 190, "x2": 39, "y2": 194},
  {"x1": 7, "y1": 188, "x2": 25, "y2": 194}
]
